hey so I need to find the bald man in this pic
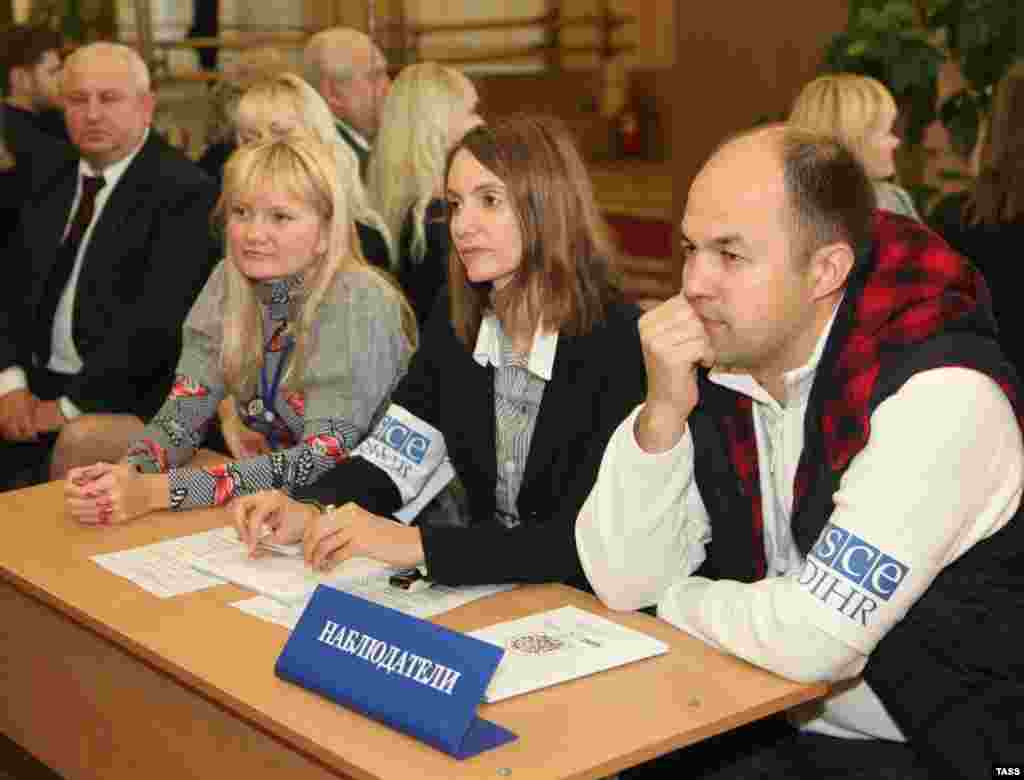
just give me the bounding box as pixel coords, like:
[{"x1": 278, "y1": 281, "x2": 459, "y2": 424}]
[
  {"x1": 303, "y1": 27, "x2": 390, "y2": 174},
  {"x1": 577, "y1": 125, "x2": 1024, "y2": 779},
  {"x1": 0, "y1": 43, "x2": 220, "y2": 488}
]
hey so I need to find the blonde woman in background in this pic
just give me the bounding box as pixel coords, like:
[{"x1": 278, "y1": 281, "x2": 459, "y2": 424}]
[
  {"x1": 64, "y1": 136, "x2": 416, "y2": 524},
  {"x1": 367, "y1": 62, "x2": 481, "y2": 325},
  {"x1": 236, "y1": 71, "x2": 393, "y2": 269},
  {"x1": 197, "y1": 46, "x2": 290, "y2": 185},
  {"x1": 211, "y1": 72, "x2": 399, "y2": 459},
  {"x1": 790, "y1": 73, "x2": 920, "y2": 220}
]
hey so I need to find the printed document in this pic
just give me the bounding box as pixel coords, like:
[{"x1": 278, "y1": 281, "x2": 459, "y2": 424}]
[
  {"x1": 193, "y1": 534, "x2": 512, "y2": 619},
  {"x1": 189, "y1": 544, "x2": 399, "y2": 604},
  {"x1": 469, "y1": 605, "x2": 670, "y2": 702},
  {"x1": 90, "y1": 527, "x2": 237, "y2": 598},
  {"x1": 232, "y1": 576, "x2": 513, "y2": 627}
]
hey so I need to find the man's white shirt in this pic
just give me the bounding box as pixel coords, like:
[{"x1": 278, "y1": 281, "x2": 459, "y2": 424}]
[{"x1": 576, "y1": 311, "x2": 1024, "y2": 740}]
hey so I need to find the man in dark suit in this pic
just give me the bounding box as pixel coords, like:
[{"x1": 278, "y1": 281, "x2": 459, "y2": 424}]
[
  {"x1": 0, "y1": 42, "x2": 220, "y2": 489},
  {"x1": 1, "y1": 24, "x2": 73, "y2": 240},
  {"x1": 302, "y1": 27, "x2": 391, "y2": 176}
]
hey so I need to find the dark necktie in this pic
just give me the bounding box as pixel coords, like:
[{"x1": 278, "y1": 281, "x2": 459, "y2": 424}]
[{"x1": 36, "y1": 174, "x2": 107, "y2": 359}]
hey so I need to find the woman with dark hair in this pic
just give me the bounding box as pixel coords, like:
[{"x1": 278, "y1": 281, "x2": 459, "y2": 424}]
[
  {"x1": 930, "y1": 62, "x2": 1024, "y2": 371},
  {"x1": 233, "y1": 115, "x2": 646, "y2": 589}
]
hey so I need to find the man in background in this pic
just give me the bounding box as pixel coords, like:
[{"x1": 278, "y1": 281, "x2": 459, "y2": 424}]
[
  {"x1": 303, "y1": 27, "x2": 391, "y2": 175},
  {"x1": 0, "y1": 42, "x2": 220, "y2": 488},
  {"x1": 1, "y1": 24, "x2": 72, "y2": 239}
]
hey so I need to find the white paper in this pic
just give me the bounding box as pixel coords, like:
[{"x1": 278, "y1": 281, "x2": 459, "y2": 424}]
[
  {"x1": 90, "y1": 527, "x2": 238, "y2": 598},
  {"x1": 232, "y1": 578, "x2": 515, "y2": 628},
  {"x1": 189, "y1": 544, "x2": 400, "y2": 604},
  {"x1": 470, "y1": 605, "x2": 670, "y2": 702},
  {"x1": 307, "y1": 577, "x2": 514, "y2": 619},
  {"x1": 231, "y1": 595, "x2": 302, "y2": 629}
]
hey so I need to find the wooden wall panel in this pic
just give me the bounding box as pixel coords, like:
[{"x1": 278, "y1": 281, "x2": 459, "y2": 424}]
[
  {"x1": 671, "y1": 0, "x2": 848, "y2": 261},
  {"x1": 559, "y1": 0, "x2": 674, "y2": 71}
]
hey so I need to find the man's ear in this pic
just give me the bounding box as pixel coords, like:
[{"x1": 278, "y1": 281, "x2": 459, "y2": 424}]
[
  {"x1": 8, "y1": 65, "x2": 30, "y2": 96},
  {"x1": 808, "y1": 241, "x2": 855, "y2": 301},
  {"x1": 140, "y1": 91, "x2": 157, "y2": 125}
]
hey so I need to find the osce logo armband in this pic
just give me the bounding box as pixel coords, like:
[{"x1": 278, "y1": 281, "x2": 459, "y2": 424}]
[
  {"x1": 378, "y1": 414, "x2": 431, "y2": 465},
  {"x1": 798, "y1": 522, "x2": 911, "y2": 630},
  {"x1": 355, "y1": 404, "x2": 447, "y2": 503}
]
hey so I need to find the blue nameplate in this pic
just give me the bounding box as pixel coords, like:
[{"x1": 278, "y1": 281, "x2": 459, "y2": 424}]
[{"x1": 275, "y1": 585, "x2": 517, "y2": 759}]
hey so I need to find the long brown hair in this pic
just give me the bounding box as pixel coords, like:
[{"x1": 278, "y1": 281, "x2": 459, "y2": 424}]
[
  {"x1": 445, "y1": 115, "x2": 621, "y2": 348},
  {"x1": 964, "y1": 62, "x2": 1024, "y2": 225}
]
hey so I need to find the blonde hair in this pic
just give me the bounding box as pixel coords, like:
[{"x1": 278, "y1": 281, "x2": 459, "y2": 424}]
[
  {"x1": 215, "y1": 137, "x2": 416, "y2": 397},
  {"x1": 205, "y1": 46, "x2": 289, "y2": 145},
  {"x1": 789, "y1": 73, "x2": 897, "y2": 172},
  {"x1": 238, "y1": 72, "x2": 393, "y2": 263},
  {"x1": 366, "y1": 62, "x2": 475, "y2": 269}
]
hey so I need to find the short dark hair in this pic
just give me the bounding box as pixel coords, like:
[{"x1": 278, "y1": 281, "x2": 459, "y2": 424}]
[
  {"x1": 444, "y1": 115, "x2": 621, "y2": 348},
  {"x1": 1, "y1": 24, "x2": 63, "y2": 94},
  {"x1": 779, "y1": 126, "x2": 877, "y2": 266}
]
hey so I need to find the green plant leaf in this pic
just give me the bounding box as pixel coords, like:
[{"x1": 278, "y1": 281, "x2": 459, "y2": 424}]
[{"x1": 847, "y1": 40, "x2": 870, "y2": 57}]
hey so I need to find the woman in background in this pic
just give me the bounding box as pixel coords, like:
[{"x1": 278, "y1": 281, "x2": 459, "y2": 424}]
[
  {"x1": 233, "y1": 115, "x2": 646, "y2": 590},
  {"x1": 196, "y1": 46, "x2": 289, "y2": 185},
  {"x1": 930, "y1": 62, "x2": 1024, "y2": 372},
  {"x1": 366, "y1": 62, "x2": 481, "y2": 325},
  {"x1": 64, "y1": 136, "x2": 415, "y2": 523},
  {"x1": 212, "y1": 72, "x2": 400, "y2": 460},
  {"x1": 790, "y1": 73, "x2": 920, "y2": 219},
  {"x1": 235, "y1": 72, "x2": 393, "y2": 269}
]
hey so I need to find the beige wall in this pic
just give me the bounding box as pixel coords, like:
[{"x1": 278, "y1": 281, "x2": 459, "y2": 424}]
[
  {"x1": 560, "y1": 0, "x2": 674, "y2": 71},
  {"x1": 410, "y1": 0, "x2": 546, "y2": 71},
  {"x1": 671, "y1": 0, "x2": 848, "y2": 237},
  {"x1": 302, "y1": 0, "x2": 673, "y2": 72}
]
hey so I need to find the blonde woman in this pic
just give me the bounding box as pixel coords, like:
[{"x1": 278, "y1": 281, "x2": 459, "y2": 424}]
[
  {"x1": 235, "y1": 72, "x2": 394, "y2": 269},
  {"x1": 790, "y1": 73, "x2": 920, "y2": 219},
  {"x1": 197, "y1": 46, "x2": 289, "y2": 184},
  {"x1": 367, "y1": 62, "x2": 481, "y2": 324},
  {"x1": 64, "y1": 137, "x2": 416, "y2": 523}
]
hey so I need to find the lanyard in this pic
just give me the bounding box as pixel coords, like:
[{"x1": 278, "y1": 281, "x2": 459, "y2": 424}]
[{"x1": 259, "y1": 324, "x2": 294, "y2": 449}]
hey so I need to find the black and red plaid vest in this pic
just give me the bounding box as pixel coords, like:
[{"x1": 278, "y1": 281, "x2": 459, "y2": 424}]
[{"x1": 689, "y1": 210, "x2": 1024, "y2": 778}]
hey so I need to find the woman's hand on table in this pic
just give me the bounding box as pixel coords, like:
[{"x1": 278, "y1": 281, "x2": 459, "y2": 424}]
[
  {"x1": 304, "y1": 503, "x2": 425, "y2": 571},
  {"x1": 232, "y1": 490, "x2": 313, "y2": 554},
  {"x1": 64, "y1": 462, "x2": 168, "y2": 525}
]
